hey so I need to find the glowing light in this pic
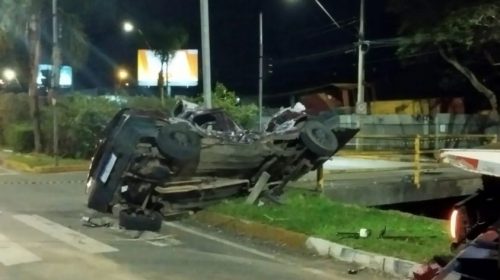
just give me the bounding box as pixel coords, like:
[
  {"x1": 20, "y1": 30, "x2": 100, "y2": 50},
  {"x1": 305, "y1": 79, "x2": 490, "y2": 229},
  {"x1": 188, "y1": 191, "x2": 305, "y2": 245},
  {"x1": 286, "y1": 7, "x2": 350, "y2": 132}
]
[
  {"x1": 123, "y1": 21, "x2": 134, "y2": 33},
  {"x1": 3, "y1": 68, "x2": 16, "y2": 81},
  {"x1": 117, "y1": 69, "x2": 129, "y2": 80},
  {"x1": 450, "y1": 209, "x2": 459, "y2": 240}
]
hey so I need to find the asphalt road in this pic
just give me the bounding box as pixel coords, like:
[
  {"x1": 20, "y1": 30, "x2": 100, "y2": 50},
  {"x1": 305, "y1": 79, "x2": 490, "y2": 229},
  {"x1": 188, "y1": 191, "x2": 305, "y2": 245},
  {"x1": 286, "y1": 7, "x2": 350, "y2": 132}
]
[{"x1": 0, "y1": 170, "x2": 393, "y2": 280}]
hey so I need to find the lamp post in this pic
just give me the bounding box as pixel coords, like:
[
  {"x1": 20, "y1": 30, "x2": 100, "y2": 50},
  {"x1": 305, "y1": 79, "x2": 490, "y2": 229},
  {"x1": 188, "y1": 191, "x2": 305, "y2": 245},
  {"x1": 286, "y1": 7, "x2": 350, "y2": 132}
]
[
  {"x1": 122, "y1": 21, "x2": 152, "y2": 50},
  {"x1": 200, "y1": 0, "x2": 212, "y2": 109},
  {"x1": 258, "y1": 12, "x2": 263, "y2": 131},
  {"x1": 51, "y1": 0, "x2": 61, "y2": 166},
  {"x1": 356, "y1": 0, "x2": 366, "y2": 115},
  {"x1": 309, "y1": 0, "x2": 367, "y2": 114}
]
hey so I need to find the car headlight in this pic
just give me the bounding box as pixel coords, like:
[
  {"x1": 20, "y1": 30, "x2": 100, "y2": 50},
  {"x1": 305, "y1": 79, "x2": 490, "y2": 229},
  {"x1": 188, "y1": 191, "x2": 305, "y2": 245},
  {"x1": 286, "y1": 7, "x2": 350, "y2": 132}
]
[{"x1": 86, "y1": 178, "x2": 95, "y2": 194}]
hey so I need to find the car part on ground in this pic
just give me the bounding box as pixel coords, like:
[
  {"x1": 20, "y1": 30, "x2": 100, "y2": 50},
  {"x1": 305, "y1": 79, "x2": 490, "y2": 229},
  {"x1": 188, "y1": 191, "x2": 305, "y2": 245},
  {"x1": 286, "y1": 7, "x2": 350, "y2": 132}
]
[
  {"x1": 118, "y1": 209, "x2": 163, "y2": 232},
  {"x1": 86, "y1": 100, "x2": 358, "y2": 220}
]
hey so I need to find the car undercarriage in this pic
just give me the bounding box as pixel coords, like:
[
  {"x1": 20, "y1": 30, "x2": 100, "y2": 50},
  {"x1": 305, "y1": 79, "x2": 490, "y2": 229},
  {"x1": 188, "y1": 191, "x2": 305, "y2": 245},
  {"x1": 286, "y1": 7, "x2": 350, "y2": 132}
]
[{"x1": 85, "y1": 101, "x2": 358, "y2": 230}]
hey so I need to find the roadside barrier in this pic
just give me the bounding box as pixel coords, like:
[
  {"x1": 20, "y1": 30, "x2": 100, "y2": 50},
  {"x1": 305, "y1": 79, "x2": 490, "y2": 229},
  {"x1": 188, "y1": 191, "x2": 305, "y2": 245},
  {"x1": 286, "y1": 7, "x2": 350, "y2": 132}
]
[{"x1": 315, "y1": 134, "x2": 497, "y2": 189}]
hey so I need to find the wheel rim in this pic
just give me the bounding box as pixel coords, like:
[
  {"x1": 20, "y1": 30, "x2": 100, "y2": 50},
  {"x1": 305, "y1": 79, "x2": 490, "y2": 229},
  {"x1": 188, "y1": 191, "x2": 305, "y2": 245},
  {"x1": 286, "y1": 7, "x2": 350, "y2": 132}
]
[
  {"x1": 310, "y1": 127, "x2": 334, "y2": 149},
  {"x1": 171, "y1": 131, "x2": 190, "y2": 147}
]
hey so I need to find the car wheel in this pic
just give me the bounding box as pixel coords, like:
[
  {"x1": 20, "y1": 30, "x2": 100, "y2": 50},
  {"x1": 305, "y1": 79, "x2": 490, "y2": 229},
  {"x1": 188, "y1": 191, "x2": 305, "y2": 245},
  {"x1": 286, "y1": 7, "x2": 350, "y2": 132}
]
[
  {"x1": 157, "y1": 122, "x2": 201, "y2": 164},
  {"x1": 118, "y1": 209, "x2": 163, "y2": 232},
  {"x1": 300, "y1": 121, "x2": 338, "y2": 156}
]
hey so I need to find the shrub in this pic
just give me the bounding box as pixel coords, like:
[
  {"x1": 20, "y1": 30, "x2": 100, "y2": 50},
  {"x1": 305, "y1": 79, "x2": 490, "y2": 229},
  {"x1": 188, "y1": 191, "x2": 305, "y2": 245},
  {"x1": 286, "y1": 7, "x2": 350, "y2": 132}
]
[
  {"x1": 41, "y1": 94, "x2": 122, "y2": 158},
  {"x1": 4, "y1": 123, "x2": 34, "y2": 153},
  {"x1": 211, "y1": 83, "x2": 258, "y2": 129},
  {"x1": 126, "y1": 96, "x2": 175, "y2": 113},
  {"x1": 0, "y1": 93, "x2": 31, "y2": 145}
]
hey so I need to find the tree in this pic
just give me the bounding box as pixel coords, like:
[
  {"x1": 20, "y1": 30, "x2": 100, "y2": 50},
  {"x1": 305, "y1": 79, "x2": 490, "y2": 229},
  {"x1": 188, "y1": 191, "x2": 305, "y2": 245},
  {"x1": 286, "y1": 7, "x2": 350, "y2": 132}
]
[
  {"x1": 149, "y1": 25, "x2": 188, "y2": 104},
  {"x1": 388, "y1": 0, "x2": 500, "y2": 119},
  {"x1": 0, "y1": 0, "x2": 45, "y2": 152},
  {"x1": 0, "y1": 0, "x2": 91, "y2": 153}
]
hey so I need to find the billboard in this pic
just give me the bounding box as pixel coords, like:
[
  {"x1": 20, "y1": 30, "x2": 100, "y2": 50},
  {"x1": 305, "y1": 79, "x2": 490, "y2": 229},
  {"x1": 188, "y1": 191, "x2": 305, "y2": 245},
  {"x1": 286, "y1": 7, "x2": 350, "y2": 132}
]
[
  {"x1": 36, "y1": 64, "x2": 73, "y2": 87},
  {"x1": 137, "y1": 49, "x2": 198, "y2": 87}
]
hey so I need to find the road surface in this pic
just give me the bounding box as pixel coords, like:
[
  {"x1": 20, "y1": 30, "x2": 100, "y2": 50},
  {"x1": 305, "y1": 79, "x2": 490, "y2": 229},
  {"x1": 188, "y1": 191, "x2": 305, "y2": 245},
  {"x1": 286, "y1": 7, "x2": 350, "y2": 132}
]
[{"x1": 0, "y1": 170, "x2": 393, "y2": 280}]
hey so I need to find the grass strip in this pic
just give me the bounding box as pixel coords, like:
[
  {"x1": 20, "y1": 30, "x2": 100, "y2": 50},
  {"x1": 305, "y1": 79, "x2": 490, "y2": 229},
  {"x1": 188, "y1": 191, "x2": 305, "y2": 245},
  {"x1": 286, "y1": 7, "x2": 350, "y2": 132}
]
[
  {"x1": 211, "y1": 190, "x2": 450, "y2": 262},
  {"x1": 6, "y1": 153, "x2": 88, "y2": 168}
]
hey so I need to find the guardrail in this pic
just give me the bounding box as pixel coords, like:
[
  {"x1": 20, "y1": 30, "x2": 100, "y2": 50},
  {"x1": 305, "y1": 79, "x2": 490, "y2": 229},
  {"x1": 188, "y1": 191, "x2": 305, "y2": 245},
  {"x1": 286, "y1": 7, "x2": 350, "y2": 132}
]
[{"x1": 315, "y1": 134, "x2": 497, "y2": 191}]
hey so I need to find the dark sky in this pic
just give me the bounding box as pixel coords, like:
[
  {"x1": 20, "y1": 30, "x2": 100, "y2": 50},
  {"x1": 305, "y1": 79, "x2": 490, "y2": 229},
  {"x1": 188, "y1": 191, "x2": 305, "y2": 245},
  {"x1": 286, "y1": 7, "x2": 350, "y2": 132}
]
[{"x1": 73, "y1": 0, "x2": 471, "y2": 106}]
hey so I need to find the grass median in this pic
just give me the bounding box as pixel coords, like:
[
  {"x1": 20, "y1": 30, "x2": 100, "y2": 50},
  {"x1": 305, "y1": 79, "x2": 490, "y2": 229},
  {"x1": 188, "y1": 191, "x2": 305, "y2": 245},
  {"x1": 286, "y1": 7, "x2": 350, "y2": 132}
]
[
  {"x1": 5, "y1": 153, "x2": 89, "y2": 168},
  {"x1": 210, "y1": 190, "x2": 450, "y2": 262}
]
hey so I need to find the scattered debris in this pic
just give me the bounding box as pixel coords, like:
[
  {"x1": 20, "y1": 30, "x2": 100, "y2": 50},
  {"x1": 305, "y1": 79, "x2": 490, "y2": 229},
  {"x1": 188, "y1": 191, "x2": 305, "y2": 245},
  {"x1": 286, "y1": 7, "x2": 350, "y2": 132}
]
[
  {"x1": 245, "y1": 172, "x2": 271, "y2": 205},
  {"x1": 337, "y1": 228, "x2": 371, "y2": 239},
  {"x1": 378, "y1": 226, "x2": 431, "y2": 243},
  {"x1": 81, "y1": 216, "x2": 112, "y2": 228},
  {"x1": 347, "y1": 266, "x2": 367, "y2": 275},
  {"x1": 263, "y1": 214, "x2": 288, "y2": 222}
]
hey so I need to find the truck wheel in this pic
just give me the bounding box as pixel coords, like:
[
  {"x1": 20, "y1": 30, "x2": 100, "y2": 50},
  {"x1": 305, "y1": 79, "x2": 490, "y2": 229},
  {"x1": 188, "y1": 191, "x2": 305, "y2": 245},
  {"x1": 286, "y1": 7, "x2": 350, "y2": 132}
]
[
  {"x1": 118, "y1": 209, "x2": 163, "y2": 232},
  {"x1": 300, "y1": 121, "x2": 338, "y2": 156},
  {"x1": 157, "y1": 123, "x2": 201, "y2": 164}
]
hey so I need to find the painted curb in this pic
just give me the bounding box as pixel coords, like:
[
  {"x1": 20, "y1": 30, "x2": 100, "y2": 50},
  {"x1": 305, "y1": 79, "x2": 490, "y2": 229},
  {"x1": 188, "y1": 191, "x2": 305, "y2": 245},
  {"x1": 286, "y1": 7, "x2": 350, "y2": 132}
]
[
  {"x1": 3, "y1": 159, "x2": 89, "y2": 174},
  {"x1": 193, "y1": 211, "x2": 420, "y2": 279}
]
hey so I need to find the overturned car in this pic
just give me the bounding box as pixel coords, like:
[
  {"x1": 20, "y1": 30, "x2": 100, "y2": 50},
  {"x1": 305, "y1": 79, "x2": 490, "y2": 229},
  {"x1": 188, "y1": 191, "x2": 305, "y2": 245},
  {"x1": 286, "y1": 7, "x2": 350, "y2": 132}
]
[{"x1": 85, "y1": 100, "x2": 358, "y2": 230}]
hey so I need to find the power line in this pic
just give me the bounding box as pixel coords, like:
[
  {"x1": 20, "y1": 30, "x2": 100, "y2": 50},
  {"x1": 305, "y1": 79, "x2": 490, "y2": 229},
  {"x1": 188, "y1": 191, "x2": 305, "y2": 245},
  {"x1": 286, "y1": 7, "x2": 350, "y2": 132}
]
[
  {"x1": 276, "y1": 43, "x2": 356, "y2": 65},
  {"x1": 313, "y1": 0, "x2": 341, "y2": 28}
]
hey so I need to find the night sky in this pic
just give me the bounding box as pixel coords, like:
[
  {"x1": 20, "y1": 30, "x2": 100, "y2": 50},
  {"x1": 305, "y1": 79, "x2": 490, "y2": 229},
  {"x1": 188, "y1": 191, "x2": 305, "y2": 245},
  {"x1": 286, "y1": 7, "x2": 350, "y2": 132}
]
[{"x1": 73, "y1": 0, "x2": 480, "y2": 107}]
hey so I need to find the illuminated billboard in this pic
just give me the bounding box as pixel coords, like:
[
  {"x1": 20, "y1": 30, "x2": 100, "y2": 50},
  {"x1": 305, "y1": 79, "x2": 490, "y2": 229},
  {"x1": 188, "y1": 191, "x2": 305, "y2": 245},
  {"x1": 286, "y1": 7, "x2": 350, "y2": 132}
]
[
  {"x1": 137, "y1": 49, "x2": 198, "y2": 87},
  {"x1": 36, "y1": 64, "x2": 73, "y2": 87}
]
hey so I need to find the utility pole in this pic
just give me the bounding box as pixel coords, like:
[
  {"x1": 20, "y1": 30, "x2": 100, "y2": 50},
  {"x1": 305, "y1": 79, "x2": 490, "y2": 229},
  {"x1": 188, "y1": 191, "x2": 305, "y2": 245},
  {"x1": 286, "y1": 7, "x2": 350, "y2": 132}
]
[
  {"x1": 200, "y1": 0, "x2": 212, "y2": 108},
  {"x1": 356, "y1": 0, "x2": 367, "y2": 115},
  {"x1": 258, "y1": 12, "x2": 263, "y2": 131},
  {"x1": 50, "y1": 0, "x2": 61, "y2": 166}
]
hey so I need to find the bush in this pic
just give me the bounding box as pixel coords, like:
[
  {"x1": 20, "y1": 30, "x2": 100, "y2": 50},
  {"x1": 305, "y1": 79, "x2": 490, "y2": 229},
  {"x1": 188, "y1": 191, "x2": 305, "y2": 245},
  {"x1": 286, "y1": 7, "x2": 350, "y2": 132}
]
[
  {"x1": 0, "y1": 88, "x2": 258, "y2": 157},
  {"x1": 40, "y1": 95, "x2": 118, "y2": 158},
  {"x1": 0, "y1": 93, "x2": 31, "y2": 145},
  {"x1": 126, "y1": 96, "x2": 175, "y2": 113},
  {"x1": 4, "y1": 123, "x2": 34, "y2": 153},
  {"x1": 40, "y1": 94, "x2": 174, "y2": 158},
  {"x1": 211, "y1": 83, "x2": 258, "y2": 129}
]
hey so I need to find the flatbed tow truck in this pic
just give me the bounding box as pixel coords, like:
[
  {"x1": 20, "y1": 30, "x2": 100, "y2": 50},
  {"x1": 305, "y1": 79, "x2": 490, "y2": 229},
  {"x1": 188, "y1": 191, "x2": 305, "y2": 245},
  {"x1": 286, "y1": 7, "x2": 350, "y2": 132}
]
[{"x1": 415, "y1": 145, "x2": 500, "y2": 280}]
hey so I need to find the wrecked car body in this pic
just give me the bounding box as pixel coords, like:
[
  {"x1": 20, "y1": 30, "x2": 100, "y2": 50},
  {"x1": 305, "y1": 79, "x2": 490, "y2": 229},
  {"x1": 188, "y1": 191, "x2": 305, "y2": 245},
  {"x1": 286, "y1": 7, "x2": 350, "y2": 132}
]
[{"x1": 85, "y1": 100, "x2": 358, "y2": 230}]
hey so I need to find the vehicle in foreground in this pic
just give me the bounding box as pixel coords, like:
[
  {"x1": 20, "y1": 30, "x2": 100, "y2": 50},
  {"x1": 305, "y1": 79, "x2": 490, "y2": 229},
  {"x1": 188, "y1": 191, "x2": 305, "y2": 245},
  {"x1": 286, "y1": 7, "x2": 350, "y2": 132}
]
[
  {"x1": 85, "y1": 101, "x2": 358, "y2": 230},
  {"x1": 414, "y1": 144, "x2": 500, "y2": 280}
]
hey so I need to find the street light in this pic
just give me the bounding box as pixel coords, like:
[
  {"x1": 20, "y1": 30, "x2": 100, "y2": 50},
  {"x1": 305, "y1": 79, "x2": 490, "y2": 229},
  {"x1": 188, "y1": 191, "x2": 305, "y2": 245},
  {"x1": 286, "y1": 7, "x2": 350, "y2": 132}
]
[
  {"x1": 123, "y1": 21, "x2": 135, "y2": 33},
  {"x1": 117, "y1": 69, "x2": 129, "y2": 81},
  {"x1": 122, "y1": 20, "x2": 152, "y2": 50},
  {"x1": 3, "y1": 68, "x2": 16, "y2": 81}
]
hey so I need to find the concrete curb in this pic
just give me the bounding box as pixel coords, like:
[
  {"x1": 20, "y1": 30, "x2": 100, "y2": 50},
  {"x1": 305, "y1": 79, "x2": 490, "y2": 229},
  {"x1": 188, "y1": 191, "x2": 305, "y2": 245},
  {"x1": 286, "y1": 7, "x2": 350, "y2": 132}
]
[
  {"x1": 193, "y1": 211, "x2": 420, "y2": 279},
  {"x1": 306, "y1": 237, "x2": 420, "y2": 278},
  {"x1": 3, "y1": 159, "x2": 89, "y2": 174}
]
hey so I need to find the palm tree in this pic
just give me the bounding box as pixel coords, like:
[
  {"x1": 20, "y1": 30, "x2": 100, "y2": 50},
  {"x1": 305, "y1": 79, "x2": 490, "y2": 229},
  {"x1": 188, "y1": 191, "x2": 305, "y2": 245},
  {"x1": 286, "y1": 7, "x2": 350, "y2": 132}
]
[{"x1": 150, "y1": 26, "x2": 188, "y2": 104}]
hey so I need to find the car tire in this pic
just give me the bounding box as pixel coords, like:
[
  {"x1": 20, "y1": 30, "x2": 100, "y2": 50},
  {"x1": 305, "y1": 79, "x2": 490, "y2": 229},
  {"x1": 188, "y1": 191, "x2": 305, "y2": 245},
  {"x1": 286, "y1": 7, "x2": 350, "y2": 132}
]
[
  {"x1": 300, "y1": 121, "x2": 338, "y2": 156},
  {"x1": 157, "y1": 122, "x2": 201, "y2": 164},
  {"x1": 118, "y1": 209, "x2": 163, "y2": 232}
]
